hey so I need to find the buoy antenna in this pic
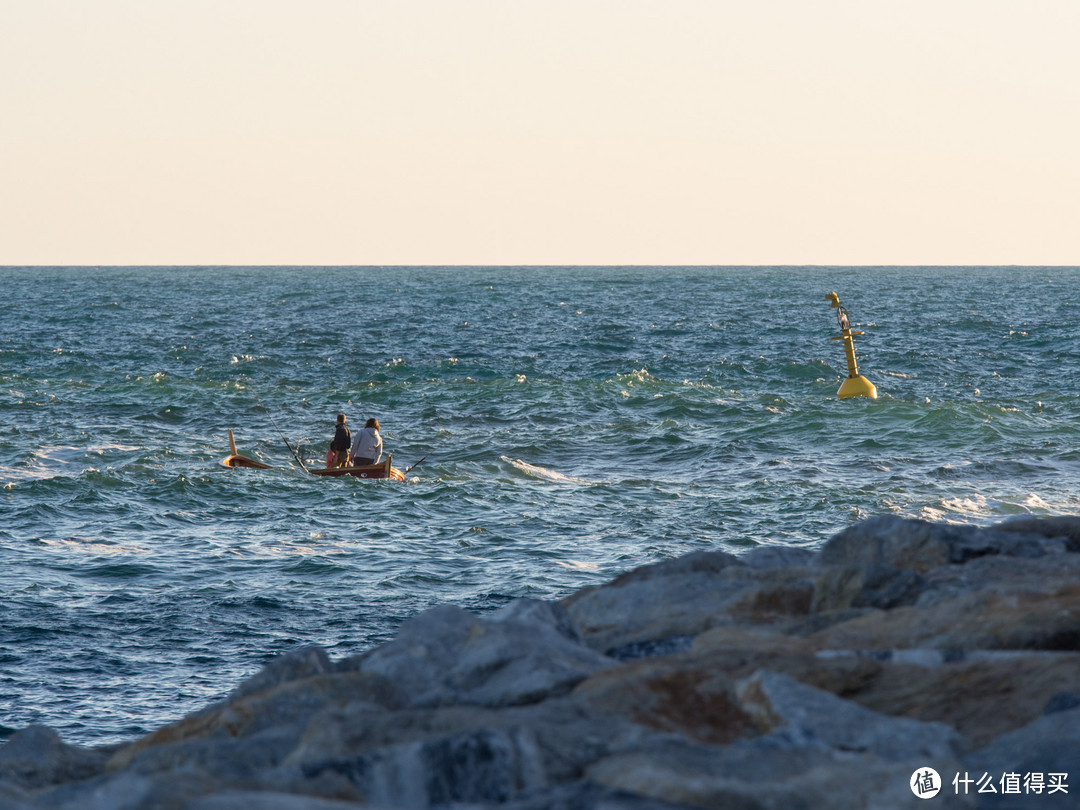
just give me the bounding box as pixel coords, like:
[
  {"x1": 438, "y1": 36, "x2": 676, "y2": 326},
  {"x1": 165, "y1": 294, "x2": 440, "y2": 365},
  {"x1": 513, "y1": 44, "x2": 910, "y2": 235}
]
[{"x1": 826, "y1": 292, "x2": 877, "y2": 399}]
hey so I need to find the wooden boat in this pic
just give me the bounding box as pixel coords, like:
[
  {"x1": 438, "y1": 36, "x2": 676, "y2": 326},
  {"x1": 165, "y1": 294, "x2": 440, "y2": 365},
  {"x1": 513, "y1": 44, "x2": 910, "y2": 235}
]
[
  {"x1": 309, "y1": 456, "x2": 404, "y2": 481},
  {"x1": 222, "y1": 429, "x2": 405, "y2": 481}
]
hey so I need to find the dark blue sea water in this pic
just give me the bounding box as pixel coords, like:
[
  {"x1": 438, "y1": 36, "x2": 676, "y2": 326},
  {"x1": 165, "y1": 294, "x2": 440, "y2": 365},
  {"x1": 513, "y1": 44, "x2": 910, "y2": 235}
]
[{"x1": 2, "y1": 266, "x2": 1078, "y2": 746}]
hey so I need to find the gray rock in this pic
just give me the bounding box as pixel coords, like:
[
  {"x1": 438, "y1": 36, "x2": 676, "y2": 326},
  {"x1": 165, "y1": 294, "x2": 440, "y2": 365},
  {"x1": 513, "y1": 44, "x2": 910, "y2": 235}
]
[
  {"x1": 185, "y1": 791, "x2": 370, "y2": 809},
  {"x1": 588, "y1": 738, "x2": 970, "y2": 810},
  {"x1": 0, "y1": 726, "x2": 109, "y2": 791},
  {"x1": 560, "y1": 562, "x2": 754, "y2": 654},
  {"x1": 229, "y1": 647, "x2": 334, "y2": 703},
  {"x1": 604, "y1": 551, "x2": 745, "y2": 586},
  {"x1": 0, "y1": 780, "x2": 36, "y2": 810},
  {"x1": 735, "y1": 670, "x2": 961, "y2": 761},
  {"x1": 107, "y1": 668, "x2": 403, "y2": 776},
  {"x1": 810, "y1": 579, "x2": 1080, "y2": 654},
  {"x1": 33, "y1": 770, "x2": 183, "y2": 810},
  {"x1": 1043, "y1": 692, "x2": 1080, "y2": 714},
  {"x1": 217, "y1": 670, "x2": 401, "y2": 741},
  {"x1": 855, "y1": 564, "x2": 927, "y2": 609},
  {"x1": 963, "y1": 707, "x2": 1080, "y2": 798},
  {"x1": 45, "y1": 778, "x2": 147, "y2": 810},
  {"x1": 741, "y1": 546, "x2": 816, "y2": 570},
  {"x1": 915, "y1": 552, "x2": 1080, "y2": 609},
  {"x1": 817, "y1": 515, "x2": 1067, "y2": 575},
  {"x1": 284, "y1": 690, "x2": 663, "y2": 795},
  {"x1": 997, "y1": 515, "x2": 1080, "y2": 552},
  {"x1": 781, "y1": 606, "x2": 876, "y2": 637},
  {"x1": 359, "y1": 603, "x2": 613, "y2": 709},
  {"x1": 817, "y1": 516, "x2": 956, "y2": 572},
  {"x1": 299, "y1": 726, "x2": 547, "y2": 808},
  {"x1": 811, "y1": 564, "x2": 927, "y2": 613},
  {"x1": 483, "y1": 780, "x2": 703, "y2": 809},
  {"x1": 605, "y1": 635, "x2": 694, "y2": 662},
  {"x1": 491, "y1": 598, "x2": 584, "y2": 644},
  {"x1": 115, "y1": 726, "x2": 301, "y2": 781}
]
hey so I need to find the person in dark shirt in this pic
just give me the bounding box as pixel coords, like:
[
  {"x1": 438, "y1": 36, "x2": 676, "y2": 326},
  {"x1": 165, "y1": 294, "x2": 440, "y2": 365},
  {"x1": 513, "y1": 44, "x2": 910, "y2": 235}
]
[{"x1": 329, "y1": 413, "x2": 351, "y2": 468}]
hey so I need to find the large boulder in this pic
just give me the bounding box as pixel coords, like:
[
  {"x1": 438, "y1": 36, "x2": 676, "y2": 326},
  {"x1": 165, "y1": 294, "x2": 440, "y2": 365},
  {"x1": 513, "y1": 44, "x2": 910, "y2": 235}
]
[
  {"x1": 809, "y1": 580, "x2": 1080, "y2": 653},
  {"x1": 357, "y1": 600, "x2": 615, "y2": 709},
  {"x1": 734, "y1": 670, "x2": 961, "y2": 762},
  {"x1": 560, "y1": 552, "x2": 823, "y2": 655},
  {"x1": 962, "y1": 706, "x2": 1080, "y2": 809},
  {"x1": 107, "y1": 667, "x2": 401, "y2": 773},
  {"x1": 817, "y1": 515, "x2": 1070, "y2": 573},
  {"x1": 587, "y1": 737, "x2": 970, "y2": 810},
  {"x1": 0, "y1": 725, "x2": 110, "y2": 791},
  {"x1": 843, "y1": 650, "x2": 1080, "y2": 747}
]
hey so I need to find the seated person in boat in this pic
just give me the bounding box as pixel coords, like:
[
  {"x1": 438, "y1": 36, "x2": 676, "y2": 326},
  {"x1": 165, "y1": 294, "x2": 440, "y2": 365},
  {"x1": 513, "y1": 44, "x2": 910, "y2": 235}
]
[
  {"x1": 350, "y1": 417, "x2": 383, "y2": 466},
  {"x1": 328, "y1": 413, "x2": 351, "y2": 468}
]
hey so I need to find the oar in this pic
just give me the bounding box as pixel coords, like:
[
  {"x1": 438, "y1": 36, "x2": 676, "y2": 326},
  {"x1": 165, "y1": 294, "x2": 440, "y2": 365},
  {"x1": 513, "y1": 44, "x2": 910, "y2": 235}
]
[{"x1": 404, "y1": 455, "x2": 428, "y2": 475}]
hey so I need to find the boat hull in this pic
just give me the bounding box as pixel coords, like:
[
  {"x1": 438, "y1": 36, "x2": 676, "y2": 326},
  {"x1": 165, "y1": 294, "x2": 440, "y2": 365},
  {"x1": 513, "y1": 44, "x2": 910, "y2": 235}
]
[{"x1": 309, "y1": 456, "x2": 405, "y2": 481}]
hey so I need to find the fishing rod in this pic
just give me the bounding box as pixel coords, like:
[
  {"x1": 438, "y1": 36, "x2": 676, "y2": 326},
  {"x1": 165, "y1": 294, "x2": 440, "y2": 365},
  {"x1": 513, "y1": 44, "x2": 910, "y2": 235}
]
[
  {"x1": 254, "y1": 393, "x2": 309, "y2": 472},
  {"x1": 404, "y1": 455, "x2": 428, "y2": 475}
]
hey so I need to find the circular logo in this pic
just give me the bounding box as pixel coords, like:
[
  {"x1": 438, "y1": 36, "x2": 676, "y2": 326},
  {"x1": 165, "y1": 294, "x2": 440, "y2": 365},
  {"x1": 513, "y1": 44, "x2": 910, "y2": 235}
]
[{"x1": 910, "y1": 768, "x2": 941, "y2": 799}]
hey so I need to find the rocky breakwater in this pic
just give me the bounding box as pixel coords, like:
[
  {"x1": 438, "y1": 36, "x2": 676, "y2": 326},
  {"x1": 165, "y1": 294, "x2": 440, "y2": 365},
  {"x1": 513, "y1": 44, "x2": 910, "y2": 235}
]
[{"x1": 2, "y1": 515, "x2": 1079, "y2": 810}]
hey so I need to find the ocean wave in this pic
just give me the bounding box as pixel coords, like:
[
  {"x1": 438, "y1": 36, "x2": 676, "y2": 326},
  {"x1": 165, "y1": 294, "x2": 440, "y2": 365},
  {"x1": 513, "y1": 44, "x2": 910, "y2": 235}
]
[
  {"x1": 5, "y1": 265, "x2": 1080, "y2": 747},
  {"x1": 500, "y1": 456, "x2": 599, "y2": 485},
  {"x1": 0, "y1": 465, "x2": 58, "y2": 486}
]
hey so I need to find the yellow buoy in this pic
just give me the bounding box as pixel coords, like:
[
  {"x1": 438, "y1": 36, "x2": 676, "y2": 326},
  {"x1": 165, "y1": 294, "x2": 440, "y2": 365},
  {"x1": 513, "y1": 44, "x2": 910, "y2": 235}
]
[{"x1": 826, "y1": 291, "x2": 877, "y2": 399}]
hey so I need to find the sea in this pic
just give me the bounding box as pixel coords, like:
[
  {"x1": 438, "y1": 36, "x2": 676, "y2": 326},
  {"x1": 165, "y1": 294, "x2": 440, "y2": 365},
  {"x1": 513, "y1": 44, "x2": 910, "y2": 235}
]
[{"x1": 2, "y1": 265, "x2": 1078, "y2": 747}]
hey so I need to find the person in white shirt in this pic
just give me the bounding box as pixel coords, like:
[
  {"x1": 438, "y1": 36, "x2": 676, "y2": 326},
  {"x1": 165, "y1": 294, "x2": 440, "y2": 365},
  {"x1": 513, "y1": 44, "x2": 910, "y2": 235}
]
[{"x1": 350, "y1": 417, "x2": 383, "y2": 466}]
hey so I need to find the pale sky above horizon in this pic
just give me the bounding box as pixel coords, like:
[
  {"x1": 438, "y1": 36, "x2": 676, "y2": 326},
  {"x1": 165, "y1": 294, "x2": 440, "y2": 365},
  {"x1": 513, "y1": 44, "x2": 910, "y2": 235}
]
[{"x1": 2, "y1": 1, "x2": 1078, "y2": 266}]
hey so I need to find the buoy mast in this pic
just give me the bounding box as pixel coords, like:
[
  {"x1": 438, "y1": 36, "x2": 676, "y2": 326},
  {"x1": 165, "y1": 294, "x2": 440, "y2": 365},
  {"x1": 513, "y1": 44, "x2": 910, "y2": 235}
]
[{"x1": 826, "y1": 291, "x2": 877, "y2": 399}]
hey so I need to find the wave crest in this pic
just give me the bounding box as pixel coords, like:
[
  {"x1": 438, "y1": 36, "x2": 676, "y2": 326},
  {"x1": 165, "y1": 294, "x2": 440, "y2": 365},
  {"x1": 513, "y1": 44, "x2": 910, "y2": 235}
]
[{"x1": 500, "y1": 456, "x2": 596, "y2": 485}]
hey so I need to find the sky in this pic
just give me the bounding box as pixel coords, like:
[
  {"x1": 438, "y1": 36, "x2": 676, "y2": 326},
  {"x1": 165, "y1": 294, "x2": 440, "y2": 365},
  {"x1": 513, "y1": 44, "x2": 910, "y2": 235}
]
[{"x1": 2, "y1": 0, "x2": 1078, "y2": 266}]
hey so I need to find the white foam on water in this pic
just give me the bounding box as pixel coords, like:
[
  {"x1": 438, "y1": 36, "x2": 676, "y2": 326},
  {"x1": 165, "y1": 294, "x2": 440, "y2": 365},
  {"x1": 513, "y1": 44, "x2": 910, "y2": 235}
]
[
  {"x1": 1023, "y1": 493, "x2": 1052, "y2": 509},
  {"x1": 617, "y1": 368, "x2": 656, "y2": 385},
  {"x1": 2, "y1": 444, "x2": 142, "y2": 486},
  {"x1": 1, "y1": 466, "x2": 58, "y2": 486},
  {"x1": 919, "y1": 505, "x2": 947, "y2": 522},
  {"x1": 258, "y1": 541, "x2": 352, "y2": 557},
  {"x1": 34, "y1": 444, "x2": 141, "y2": 463},
  {"x1": 919, "y1": 495, "x2": 995, "y2": 524},
  {"x1": 40, "y1": 537, "x2": 149, "y2": 555},
  {"x1": 34, "y1": 446, "x2": 90, "y2": 464},
  {"x1": 940, "y1": 494, "x2": 991, "y2": 516},
  {"x1": 554, "y1": 559, "x2": 600, "y2": 571},
  {"x1": 501, "y1": 456, "x2": 596, "y2": 485}
]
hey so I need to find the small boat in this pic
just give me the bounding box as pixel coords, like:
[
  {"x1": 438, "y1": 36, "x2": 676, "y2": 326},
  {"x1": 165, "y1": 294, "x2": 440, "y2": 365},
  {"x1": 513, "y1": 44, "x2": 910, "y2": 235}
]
[
  {"x1": 309, "y1": 456, "x2": 404, "y2": 481},
  {"x1": 222, "y1": 429, "x2": 406, "y2": 481}
]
